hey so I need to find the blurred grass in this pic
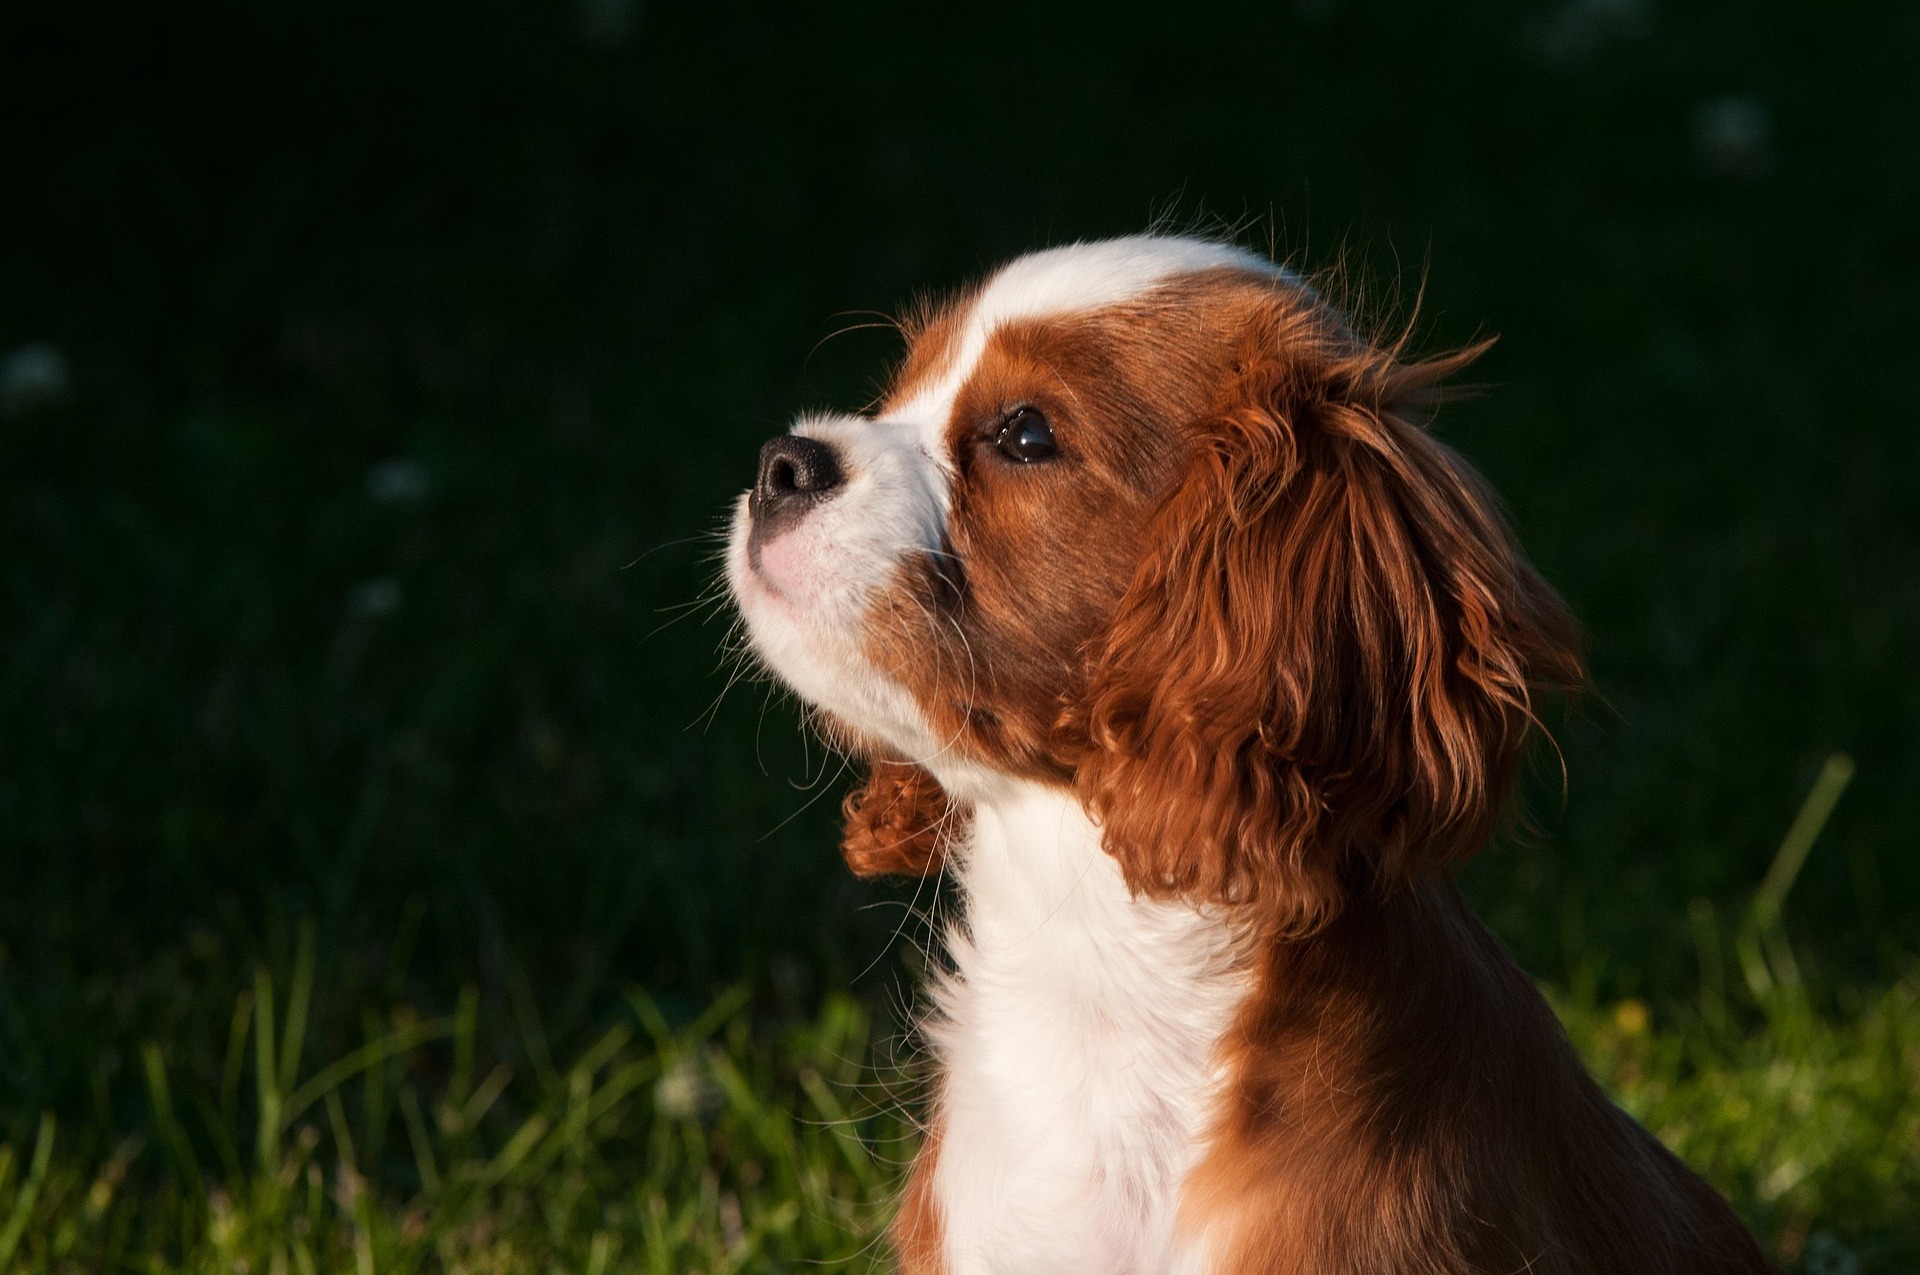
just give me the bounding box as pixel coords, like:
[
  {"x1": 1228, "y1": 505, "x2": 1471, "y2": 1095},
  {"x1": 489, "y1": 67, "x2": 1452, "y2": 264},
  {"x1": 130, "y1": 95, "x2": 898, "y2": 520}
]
[
  {"x1": 0, "y1": 786, "x2": 1913, "y2": 1270},
  {"x1": 1, "y1": 0, "x2": 1917, "y2": 1269},
  {"x1": 0, "y1": 974, "x2": 917, "y2": 1272}
]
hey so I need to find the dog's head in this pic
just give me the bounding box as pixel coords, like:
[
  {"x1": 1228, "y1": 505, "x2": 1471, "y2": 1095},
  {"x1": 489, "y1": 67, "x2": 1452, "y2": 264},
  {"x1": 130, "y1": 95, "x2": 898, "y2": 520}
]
[{"x1": 726, "y1": 236, "x2": 1581, "y2": 935}]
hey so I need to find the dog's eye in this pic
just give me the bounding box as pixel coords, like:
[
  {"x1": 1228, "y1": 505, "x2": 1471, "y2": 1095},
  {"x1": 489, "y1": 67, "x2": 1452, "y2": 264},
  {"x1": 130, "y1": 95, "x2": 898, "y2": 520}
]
[{"x1": 995, "y1": 408, "x2": 1057, "y2": 463}]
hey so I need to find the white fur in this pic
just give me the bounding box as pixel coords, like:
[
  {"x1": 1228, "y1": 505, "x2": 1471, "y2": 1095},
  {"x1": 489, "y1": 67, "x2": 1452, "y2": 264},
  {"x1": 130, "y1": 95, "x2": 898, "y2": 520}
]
[
  {"x1": 929, "y1": 779, "x2": 1249, "y2": 1274},
  {"x1": 726, "y1": 236, "x2": 1281, "y2": 1271}
]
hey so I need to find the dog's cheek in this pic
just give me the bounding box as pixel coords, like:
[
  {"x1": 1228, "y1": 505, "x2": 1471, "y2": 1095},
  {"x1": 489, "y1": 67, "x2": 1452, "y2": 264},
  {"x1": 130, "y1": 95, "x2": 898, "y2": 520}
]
[{"x1": 861, "y1": 555, "x2": 961, "y2": 729}]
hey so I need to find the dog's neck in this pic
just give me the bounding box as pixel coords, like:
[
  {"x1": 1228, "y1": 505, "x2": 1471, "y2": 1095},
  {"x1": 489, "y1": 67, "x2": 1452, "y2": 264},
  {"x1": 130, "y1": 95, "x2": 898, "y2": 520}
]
[
  {"x1": 915, "y1": 779, "x2": 1526, "y2": 1273},
  {"x1": 945, "y1": 777, "x2": 1252, "y2": 1010},
  {"x1": 923, "y1": 778, "x2": 1251, "y2": 1272}
]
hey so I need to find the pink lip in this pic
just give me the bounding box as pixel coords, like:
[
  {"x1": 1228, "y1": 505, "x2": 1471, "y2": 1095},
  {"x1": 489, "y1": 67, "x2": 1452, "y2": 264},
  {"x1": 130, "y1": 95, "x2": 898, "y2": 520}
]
[
  {"x1": 744, "y1": 540, "x2": 784, "y2": 594},
  {"x1": 746, "y1": 561, "x2": 789, "y2": 602},
  {"x1": 732, "y1": 539, "x2": 801, "y2": 615},
  {"x1": 751, "y1": 526, "x2": 825, "y2": 601}
]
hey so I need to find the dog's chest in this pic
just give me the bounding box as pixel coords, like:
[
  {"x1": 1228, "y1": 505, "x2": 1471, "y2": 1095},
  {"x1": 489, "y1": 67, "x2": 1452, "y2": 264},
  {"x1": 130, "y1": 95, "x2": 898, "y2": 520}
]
[{"x1": 925, "y1": 783, "x2": 1249, "y2": 1274}]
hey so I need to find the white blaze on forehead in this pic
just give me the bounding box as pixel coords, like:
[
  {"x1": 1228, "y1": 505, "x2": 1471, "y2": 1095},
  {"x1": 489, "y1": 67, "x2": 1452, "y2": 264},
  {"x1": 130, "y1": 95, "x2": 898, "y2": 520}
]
[
  {"x1": 894, "y1": 235, "x2": 1285, "y2": 474},
  {"x1": 971, "y1": 235, "x2": 1277, "y2": 333}
]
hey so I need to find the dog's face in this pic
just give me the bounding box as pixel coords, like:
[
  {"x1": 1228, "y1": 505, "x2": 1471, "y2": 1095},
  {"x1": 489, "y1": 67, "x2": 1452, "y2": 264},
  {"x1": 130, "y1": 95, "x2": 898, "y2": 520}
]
[
  {"x1": 729, "y1": 238, "x2": 1270, "y2": 782},
  {"x1": 727, "y1": 236, "x2": 1581, "y2": 933}
]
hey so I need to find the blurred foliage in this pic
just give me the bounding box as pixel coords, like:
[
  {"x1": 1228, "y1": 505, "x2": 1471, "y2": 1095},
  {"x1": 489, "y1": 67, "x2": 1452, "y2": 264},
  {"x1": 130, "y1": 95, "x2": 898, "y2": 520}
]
[
  {"x1": 1, "y1": 0, "x2": 1916, "y2": 1269},
  {"x1": 0, "y1": 909, "x2": 1909, "y2": 1271},
  {"x1": 0, "y1": 961, "x2": 915, "y2": 1272}
]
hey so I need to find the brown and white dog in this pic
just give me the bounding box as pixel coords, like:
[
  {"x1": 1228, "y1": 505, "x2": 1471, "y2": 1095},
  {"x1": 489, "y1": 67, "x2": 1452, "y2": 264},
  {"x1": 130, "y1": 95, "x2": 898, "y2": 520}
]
[{"x1": 725, "y1": 236, "x2": 1773, "y2": 1275}]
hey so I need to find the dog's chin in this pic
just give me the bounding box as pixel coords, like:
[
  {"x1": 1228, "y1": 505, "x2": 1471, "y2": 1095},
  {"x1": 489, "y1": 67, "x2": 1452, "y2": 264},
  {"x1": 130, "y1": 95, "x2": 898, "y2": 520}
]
[{"x1": 726, "y1": 510, "x2": 946, "y2": 768}]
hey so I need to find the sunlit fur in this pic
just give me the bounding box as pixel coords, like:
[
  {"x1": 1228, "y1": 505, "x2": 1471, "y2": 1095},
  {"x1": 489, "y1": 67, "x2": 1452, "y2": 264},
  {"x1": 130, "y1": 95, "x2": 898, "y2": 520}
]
[
  {"x1": 726, "y1": 236, "x2": 1774, "y2": 1274},
  {"x1": 1070, "y1": 305, "x2": 1579, "y2": 939}
]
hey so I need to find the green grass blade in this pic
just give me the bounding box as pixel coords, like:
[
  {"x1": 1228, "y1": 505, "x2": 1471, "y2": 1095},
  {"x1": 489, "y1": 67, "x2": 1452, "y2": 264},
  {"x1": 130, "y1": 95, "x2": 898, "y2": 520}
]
[
  {"x1": 1753, "y1": 753, "x2": 1856, "y2": 929},
  {"x1": 279, "y1": 921, "x2": 317, "y2": 1100},
  {"x1": 141, "y1": 1044, "x2": 205, "y2": 1195},
  {"x1": 0, "y1": 1113, "x2": 56, "y2": 1269},
  {"x1": 398, "y1": 1087, "x2": 440, "y2": 1197},
  {"x1": 255, "y1": 966, "x2": 282, "y2": 1174},
  {"x1": 1739, "y1": 753, "x2": 1856, "y2": 996},
  {"x1": 280, "y1": 1019, "x2": 456, "y2": 1130}
]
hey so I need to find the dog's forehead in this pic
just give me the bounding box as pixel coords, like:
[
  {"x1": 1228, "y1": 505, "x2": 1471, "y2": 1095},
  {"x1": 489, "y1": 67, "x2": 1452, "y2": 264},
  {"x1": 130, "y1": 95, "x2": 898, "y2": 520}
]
[
  {"x1": 886, "y1": 236, "x2": 1280, "y2": 452},
  {"x1": 971, "y1": 236, "x2": 1274, "y2": 331}
]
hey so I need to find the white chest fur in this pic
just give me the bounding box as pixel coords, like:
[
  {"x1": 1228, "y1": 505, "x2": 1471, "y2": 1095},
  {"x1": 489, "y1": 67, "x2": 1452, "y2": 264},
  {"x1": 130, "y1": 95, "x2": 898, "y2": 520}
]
[{"x1": 923, "y1": 780, "x2": 1250, "y2": 1274}]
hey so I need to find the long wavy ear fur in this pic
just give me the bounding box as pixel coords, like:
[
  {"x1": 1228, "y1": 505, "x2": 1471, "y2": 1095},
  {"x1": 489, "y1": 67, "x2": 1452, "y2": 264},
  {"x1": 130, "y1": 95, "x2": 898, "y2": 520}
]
[
  {"x1": 1072, "y1": 298, "x2": 1583, "y2": 937},
  {"x1": 841, "y1": 760, "x2": 955, "y2": 878}
]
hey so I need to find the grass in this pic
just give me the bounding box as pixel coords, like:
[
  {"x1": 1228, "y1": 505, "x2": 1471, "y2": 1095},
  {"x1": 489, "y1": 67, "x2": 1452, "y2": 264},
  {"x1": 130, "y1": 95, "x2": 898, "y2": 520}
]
[
  {"x1": 2, "y1": 0, "x2": 1917, "y2": 1270},
  {"x1": 0, "y1": 756, "x2": 1911, "y2": 1272},
  {"x1": 0, "y1": 975, "x2": 915, "y2": 1273}
]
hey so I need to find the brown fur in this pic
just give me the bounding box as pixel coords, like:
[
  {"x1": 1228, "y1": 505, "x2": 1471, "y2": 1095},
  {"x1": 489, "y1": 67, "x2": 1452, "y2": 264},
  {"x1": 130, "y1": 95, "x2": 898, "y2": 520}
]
[
  {"x1": 884, "y1": 286, "x2": 978, "y2": 407},
  {"x1": 839, "y1": 759, "x2": 954, "y2": 878},
  {"x1": 1187, "y1": 882, "x2": 1772, "y2": 1274},
  {"x1": 890, "y1": 1116, "x2": 950, "y2": 1275},
  {"x1": 1069, "y1": 297, "x2": 1584, "y2": 938}
]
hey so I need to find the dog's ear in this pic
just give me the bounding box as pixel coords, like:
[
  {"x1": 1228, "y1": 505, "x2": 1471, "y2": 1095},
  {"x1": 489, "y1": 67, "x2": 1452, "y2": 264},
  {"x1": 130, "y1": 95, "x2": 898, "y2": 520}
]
[
  {"x1": 841, "y1": 760, "x2": 954, "y2": 878},
  {"x1": 1072, "y1": 307, "x2": 1582, "y2": 936}
]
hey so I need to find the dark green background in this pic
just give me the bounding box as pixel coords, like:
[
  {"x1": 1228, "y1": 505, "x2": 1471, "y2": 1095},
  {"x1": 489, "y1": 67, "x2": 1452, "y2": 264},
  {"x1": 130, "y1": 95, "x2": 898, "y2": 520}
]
[{"x1": 3, "y1": 0, "x2": 1915, "y2": 1132}]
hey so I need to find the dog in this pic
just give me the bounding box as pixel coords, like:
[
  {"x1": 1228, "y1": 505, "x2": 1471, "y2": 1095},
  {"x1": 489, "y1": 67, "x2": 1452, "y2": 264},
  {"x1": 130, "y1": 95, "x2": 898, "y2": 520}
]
[{"x1": 725, "y1": 235, "x2": 1774, "y2": 1274}]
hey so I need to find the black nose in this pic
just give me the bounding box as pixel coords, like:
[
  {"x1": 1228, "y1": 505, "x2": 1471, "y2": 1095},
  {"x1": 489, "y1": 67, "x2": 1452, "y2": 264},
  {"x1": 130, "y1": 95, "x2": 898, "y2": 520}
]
[{"x1": 749, "y1": 434, "x2": 844, "y2": 544}]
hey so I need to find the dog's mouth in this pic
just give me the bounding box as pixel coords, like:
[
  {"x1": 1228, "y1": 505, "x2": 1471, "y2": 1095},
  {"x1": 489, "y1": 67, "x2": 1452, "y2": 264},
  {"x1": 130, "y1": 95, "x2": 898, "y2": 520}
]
[
  {"x1": 728, "y1": 500, "x2": 830, "y2": 617},
  {"x1": 737, "y1": 538, "x2": 790, "y2": 601},
  {"x1": 924, "y1": 537, "x2": 967, "y2": 611}
]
